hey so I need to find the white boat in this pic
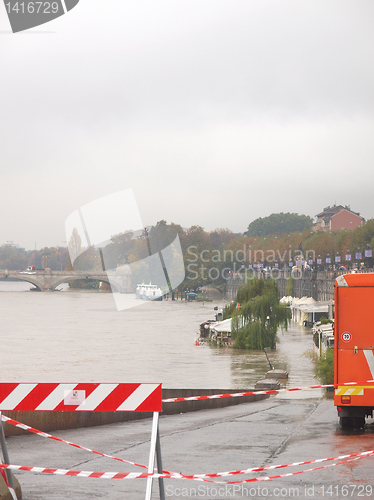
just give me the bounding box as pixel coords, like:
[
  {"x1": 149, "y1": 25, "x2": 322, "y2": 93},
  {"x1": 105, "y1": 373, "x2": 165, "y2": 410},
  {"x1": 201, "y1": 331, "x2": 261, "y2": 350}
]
[{"x1": 136, "y1": 283, "x2": 163, "y2": 301}]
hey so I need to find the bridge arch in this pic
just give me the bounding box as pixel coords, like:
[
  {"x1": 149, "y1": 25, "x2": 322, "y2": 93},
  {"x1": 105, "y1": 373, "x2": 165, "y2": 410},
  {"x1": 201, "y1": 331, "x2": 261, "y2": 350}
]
[
  {"x1": 8, "y1": 276, "x2": 43, "y2": 291},
  {"x1": 52, "y1": 276, "x2": 113, "y2": 291}
]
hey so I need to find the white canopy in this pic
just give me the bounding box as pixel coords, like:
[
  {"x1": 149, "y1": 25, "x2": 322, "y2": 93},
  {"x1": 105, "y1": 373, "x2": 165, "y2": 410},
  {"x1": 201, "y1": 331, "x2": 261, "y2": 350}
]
[{"x1": 210, "y1": 318, "x2": 232, "y2": 333}]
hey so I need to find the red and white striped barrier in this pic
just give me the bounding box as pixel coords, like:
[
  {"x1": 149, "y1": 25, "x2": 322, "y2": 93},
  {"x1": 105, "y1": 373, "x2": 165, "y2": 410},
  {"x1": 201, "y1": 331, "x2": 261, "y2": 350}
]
[
  {"x1": 0, "y1": 383, "x2": 161, "y2": 412},
  {"x1": 162, "y1": 379, "x2": 374, "y2": 403},
  {"x1": 0, "y1": 382, "x2": 163, "y2": 500}
]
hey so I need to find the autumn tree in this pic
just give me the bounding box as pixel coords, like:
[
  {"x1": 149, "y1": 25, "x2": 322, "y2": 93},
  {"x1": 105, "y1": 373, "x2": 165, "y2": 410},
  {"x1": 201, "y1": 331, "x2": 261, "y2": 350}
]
[{"x1": 246, "y1": 213, "x2": 313, "y2": 237}]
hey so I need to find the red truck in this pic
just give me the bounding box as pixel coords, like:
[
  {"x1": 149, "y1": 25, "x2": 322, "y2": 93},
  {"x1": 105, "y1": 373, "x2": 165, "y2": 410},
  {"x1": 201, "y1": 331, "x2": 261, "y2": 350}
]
[{"x1": 334, "y1": 273, "x2": 374, "y2": 428}]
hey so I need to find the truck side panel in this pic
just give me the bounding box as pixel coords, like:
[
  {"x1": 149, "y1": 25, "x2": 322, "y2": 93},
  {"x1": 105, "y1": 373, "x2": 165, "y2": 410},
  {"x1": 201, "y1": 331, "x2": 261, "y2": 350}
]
[{"x1": 334, "y1": 274, "x2": 374, "y2": 410}]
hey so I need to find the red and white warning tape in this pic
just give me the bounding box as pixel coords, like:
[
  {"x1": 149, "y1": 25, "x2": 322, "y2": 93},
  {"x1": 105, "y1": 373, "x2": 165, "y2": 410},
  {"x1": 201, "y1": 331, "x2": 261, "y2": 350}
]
[
  {"x1": 0, "y1": 451, "x2": 373, "y2": 484},
  {"x1": 214, "y1": 454, "x2": 373, "y2": 485},
  {"x1": 181, "y1": 450, "x2": 374, "y2": 481},
  {"x1": 162, "y1": 379, "x2": 374, "y2": 403},
  {"x1": 1, "y1": 414, "x2": 168, "y2": 472},
  {"x1": 0, "y1": 468, "x2": 17, "y2": 500},
  {"x1": 2, "y1": 414, "x2": 374, "y2": 484}
]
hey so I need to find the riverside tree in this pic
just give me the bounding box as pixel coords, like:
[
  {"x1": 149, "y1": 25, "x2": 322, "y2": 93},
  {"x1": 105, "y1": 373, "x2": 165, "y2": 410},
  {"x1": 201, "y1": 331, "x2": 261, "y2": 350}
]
[
  {"x1": 225, "y1": 278, "x2": 291, "y2": 349},
  {"x1": 246, "y1": 212, "x2": 313, "y2": 237}
]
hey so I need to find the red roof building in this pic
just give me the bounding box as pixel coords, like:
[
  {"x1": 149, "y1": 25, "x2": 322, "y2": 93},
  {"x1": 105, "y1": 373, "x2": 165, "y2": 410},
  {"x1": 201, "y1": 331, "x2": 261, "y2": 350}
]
[{"x1": 314, "y1": 205, "x2": 365, "y2": 232}]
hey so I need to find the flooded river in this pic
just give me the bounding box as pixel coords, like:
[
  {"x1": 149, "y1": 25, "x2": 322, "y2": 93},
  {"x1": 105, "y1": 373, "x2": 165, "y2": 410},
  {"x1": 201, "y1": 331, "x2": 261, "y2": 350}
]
[{"x1": 0, "y1": 281, "x2": 318, "y2": 391}]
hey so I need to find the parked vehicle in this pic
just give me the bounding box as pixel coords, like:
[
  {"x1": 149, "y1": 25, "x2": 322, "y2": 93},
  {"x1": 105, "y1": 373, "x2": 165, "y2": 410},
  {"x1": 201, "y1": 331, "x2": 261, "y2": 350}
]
[{"x1": 334, "y1": 273, "x2": 374, "y2": 428}]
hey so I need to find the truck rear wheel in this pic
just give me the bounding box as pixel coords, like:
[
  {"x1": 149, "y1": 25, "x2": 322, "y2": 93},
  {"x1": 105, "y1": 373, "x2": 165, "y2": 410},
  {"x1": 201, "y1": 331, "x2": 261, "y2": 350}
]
[
  {"x1": 340, "y1": 416, "x2": 365, "y2": 429},
  {"x1": 352, "y1": 417, "x2": 365, "y2": 429},
  {"x1": 339, "y1": 417, "x2": 353, "y2": 428}
]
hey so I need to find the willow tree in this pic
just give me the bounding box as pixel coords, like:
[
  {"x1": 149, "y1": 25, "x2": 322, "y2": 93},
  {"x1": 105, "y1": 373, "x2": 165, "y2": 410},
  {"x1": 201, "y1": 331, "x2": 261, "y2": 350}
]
[{"x1": 229, "y1": 278, "x2": 290, "y2": 349}]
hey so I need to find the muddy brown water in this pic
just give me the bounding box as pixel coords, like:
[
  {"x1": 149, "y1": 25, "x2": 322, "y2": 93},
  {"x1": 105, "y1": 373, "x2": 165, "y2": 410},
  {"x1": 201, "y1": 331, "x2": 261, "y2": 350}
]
[{"x1": 0, "y1": 281, "x2": 319, "y2": 393}]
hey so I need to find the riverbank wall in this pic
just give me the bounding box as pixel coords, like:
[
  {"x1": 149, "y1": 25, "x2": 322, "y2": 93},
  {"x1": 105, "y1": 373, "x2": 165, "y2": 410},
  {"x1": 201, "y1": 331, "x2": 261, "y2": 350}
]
[
  {"x1": 3, "y1": 388, "x2": 268, "y2": 437},
  {"x1": 226, "y1": 270, "x2": 374, "y2": 302}
]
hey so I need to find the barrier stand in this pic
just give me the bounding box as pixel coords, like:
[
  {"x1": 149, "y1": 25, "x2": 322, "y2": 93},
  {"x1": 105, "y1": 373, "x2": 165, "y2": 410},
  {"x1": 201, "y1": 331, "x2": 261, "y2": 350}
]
[
  {"x1": 146, "y1": 411, "x2": 165, "y2": 500},
  {"x1": 0, "y1": 410, "x2": 17, "y2": 499},
  {"x1": 0, "y1": 382, "x2": 163, "y2": 500}
]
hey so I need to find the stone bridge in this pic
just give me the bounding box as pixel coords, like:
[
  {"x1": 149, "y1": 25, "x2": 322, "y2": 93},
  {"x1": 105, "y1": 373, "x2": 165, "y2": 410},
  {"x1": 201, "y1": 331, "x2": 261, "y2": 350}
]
[{"x1": 0, "y1": 268, "x2": 132, "y2": 292}]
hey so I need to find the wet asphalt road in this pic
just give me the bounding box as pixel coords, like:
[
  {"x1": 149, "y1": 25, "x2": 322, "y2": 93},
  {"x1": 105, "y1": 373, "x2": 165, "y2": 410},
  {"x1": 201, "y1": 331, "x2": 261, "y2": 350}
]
[{"x1": 4, "y1": 392, "x2": 374, "y2": 500}]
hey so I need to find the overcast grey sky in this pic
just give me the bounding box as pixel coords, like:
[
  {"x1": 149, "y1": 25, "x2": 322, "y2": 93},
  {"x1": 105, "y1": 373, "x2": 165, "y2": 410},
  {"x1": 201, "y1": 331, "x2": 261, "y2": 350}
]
[{"x1": 1, "y1": 0, "x2": 374, "y2": 250}]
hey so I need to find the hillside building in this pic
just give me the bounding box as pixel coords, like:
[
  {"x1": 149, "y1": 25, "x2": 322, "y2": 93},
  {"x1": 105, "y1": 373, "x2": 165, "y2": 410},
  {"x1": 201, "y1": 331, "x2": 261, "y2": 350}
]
[{"x1": 314, "y1": 205, "x2": 365, "y2": 232}]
